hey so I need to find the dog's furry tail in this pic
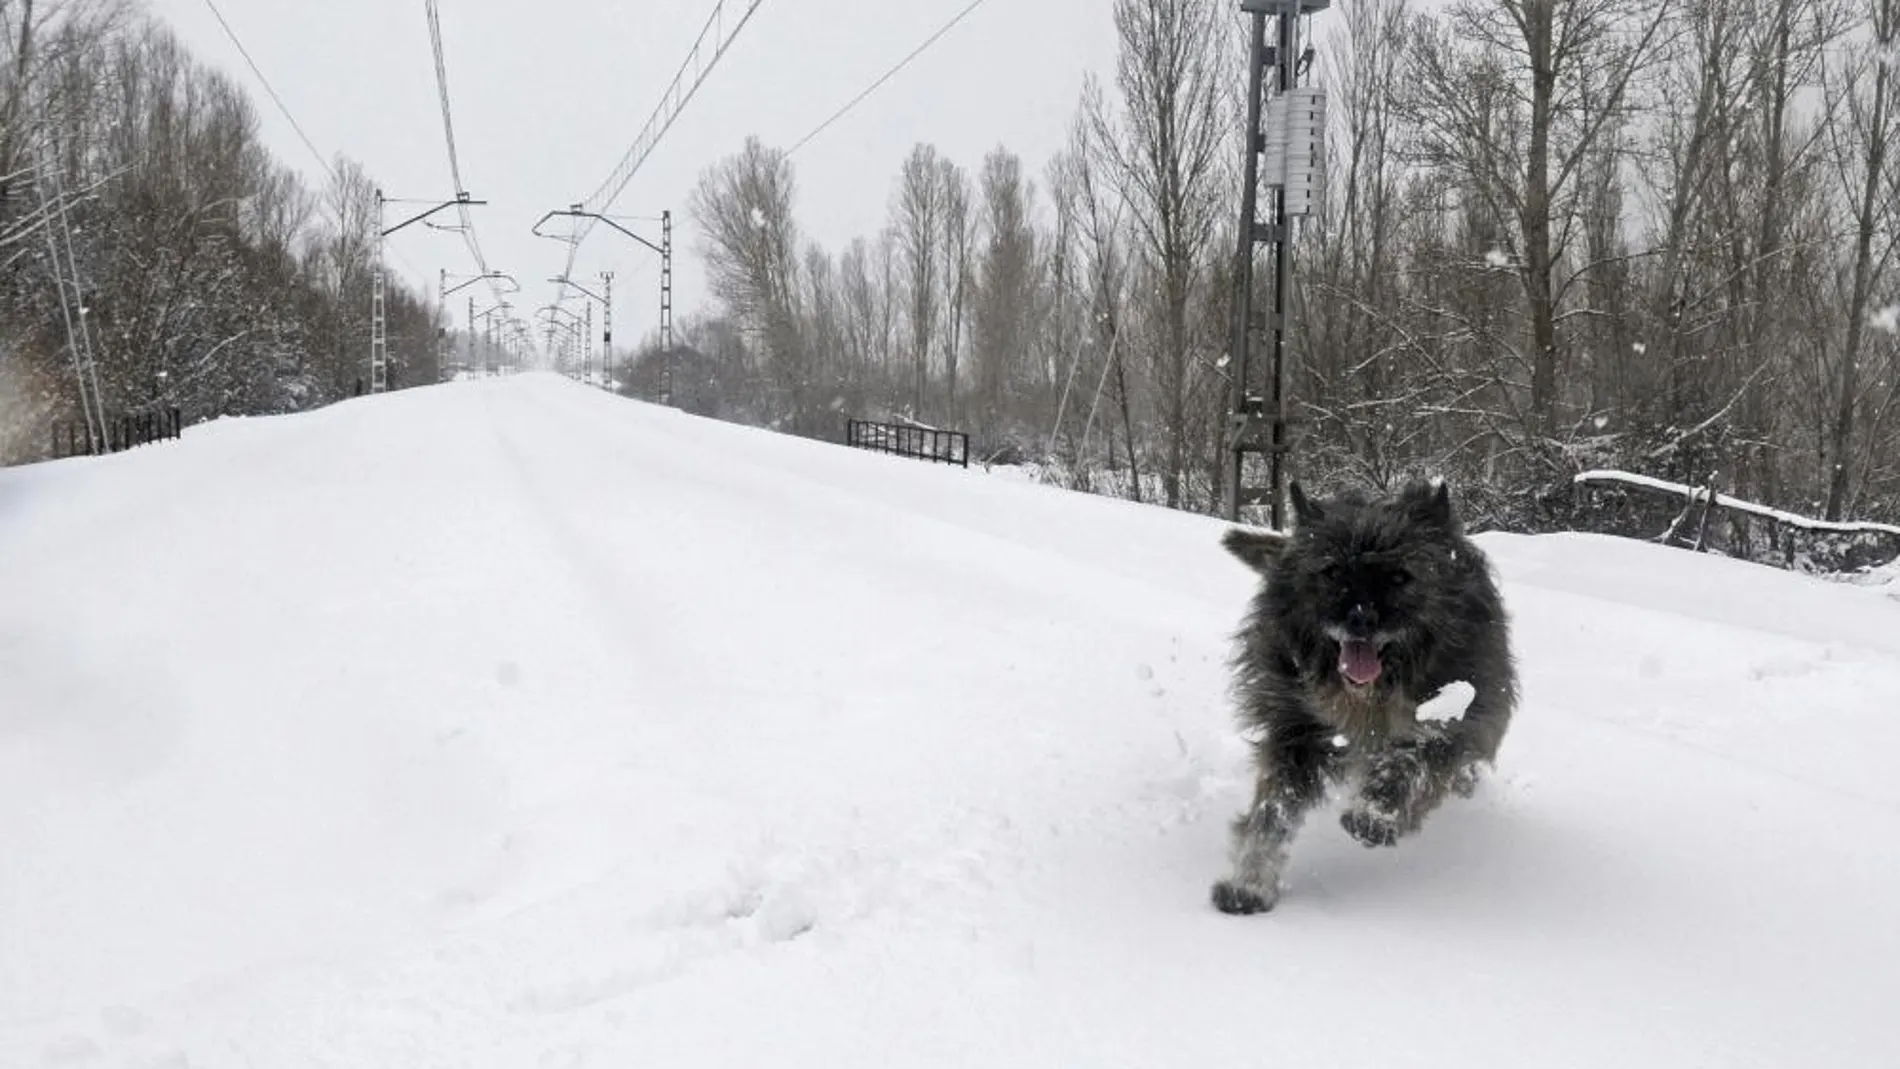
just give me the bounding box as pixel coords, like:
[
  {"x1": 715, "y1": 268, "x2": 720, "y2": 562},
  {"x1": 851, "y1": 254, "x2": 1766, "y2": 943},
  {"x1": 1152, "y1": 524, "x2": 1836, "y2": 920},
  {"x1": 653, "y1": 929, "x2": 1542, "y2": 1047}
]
[{"x1": 1221, "y1": 526, "x2": 1288, "y2": 576}]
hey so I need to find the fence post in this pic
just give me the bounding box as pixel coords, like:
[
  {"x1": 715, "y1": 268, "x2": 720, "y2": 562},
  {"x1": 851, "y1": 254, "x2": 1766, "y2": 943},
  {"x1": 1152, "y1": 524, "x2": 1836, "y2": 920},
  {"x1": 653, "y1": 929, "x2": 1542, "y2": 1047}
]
[{"x1": 1693, "y1": 474, "x2": 1719, "y2": 553}]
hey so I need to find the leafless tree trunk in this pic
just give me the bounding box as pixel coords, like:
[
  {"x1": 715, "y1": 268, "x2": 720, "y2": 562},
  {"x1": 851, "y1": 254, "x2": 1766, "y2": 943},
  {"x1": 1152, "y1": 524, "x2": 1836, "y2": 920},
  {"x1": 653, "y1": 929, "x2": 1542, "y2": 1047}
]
[
  {"x1": 1091, "y1": 0, "x2": 1230, "y2": 508},
  {"x1": 973, "y1": 147, "x2": 1038, "y2": 434},
  {"x1": 894, "y1": 143, "x2": 946, "y2": 420},
  {"x1": 688, "y1": 135, "x2": 808, "y2": 429},
  {"x1": 1820, "y1": 0, "x2": 1898, "y2": 518},
  {"x1": 1413, "y1": 0, "x2": 1676, "y2": 437},
  {"x1": 937, "y1": 156, "x2": 975, "y2": 427}
]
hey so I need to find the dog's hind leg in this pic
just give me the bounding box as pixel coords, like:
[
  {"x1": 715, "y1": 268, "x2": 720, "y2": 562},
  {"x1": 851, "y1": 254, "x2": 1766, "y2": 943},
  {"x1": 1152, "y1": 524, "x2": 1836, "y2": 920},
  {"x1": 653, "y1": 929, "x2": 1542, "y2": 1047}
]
[{"x1": 1212, "y1": 726, "x2": 1332, "y2": 914}]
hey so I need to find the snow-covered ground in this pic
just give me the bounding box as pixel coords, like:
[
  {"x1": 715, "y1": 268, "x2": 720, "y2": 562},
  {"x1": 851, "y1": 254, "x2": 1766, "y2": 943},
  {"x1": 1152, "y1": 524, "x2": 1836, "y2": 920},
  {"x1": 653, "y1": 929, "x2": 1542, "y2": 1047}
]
[{"x1": 3, "y1": 374, "x2": 1897, "y2": 1068}]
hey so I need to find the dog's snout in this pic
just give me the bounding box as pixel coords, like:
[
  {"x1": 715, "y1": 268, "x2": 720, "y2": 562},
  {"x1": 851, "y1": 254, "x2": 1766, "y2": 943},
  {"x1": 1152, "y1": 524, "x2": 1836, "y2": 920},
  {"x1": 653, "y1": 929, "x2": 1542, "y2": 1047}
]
[{"x1": 1345, "y1": 604, "x2": 1376, "y2": 636}]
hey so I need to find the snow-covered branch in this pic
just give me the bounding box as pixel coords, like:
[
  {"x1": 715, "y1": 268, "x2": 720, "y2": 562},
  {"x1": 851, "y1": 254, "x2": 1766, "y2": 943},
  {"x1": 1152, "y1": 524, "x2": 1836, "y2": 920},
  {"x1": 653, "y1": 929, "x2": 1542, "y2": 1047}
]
[{"x1": 1574, "y1": 469, "x2": 1900, "y2": 538}]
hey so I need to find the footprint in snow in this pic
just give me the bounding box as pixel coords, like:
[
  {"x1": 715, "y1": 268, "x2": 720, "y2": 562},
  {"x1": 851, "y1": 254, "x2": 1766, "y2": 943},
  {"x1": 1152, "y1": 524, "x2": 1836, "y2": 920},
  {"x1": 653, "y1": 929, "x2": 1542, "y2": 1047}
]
[{"x1": 40, "y1": 1036, "x2": 101, "y2": 1065}]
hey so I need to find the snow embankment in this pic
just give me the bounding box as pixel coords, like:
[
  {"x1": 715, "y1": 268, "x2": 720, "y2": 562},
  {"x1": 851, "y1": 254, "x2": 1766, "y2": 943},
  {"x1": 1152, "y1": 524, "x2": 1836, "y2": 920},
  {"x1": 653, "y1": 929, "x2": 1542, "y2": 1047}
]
[{"x1": 2, "y1": 374, "x2": 1896, "y2": 1069}]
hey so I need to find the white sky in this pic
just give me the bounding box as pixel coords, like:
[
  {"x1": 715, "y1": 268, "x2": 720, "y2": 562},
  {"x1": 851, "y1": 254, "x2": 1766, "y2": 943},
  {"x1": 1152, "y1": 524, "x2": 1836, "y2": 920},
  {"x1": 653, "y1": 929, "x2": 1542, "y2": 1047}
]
[{"x1": 142, "y1": 0, "x2": 1121, "y2": 350}]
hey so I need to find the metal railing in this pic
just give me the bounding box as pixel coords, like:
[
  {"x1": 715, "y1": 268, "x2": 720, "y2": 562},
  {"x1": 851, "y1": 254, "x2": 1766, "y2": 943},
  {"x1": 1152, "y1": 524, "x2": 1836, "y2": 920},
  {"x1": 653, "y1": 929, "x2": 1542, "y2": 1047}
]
[
  {"x1": 846, "y1": 419, "x2": 969, "y2": 468},
  {"x1": 51, "y1": 407, "x2": 183, "y2": 459}
]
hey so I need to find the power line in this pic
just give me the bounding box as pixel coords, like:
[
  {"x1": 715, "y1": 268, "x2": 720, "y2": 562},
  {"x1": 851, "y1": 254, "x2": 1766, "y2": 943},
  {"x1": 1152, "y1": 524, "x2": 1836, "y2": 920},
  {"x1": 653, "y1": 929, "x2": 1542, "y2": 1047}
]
[
  {"x1": 578, "y1": 0, "x2": 768, "y2": 219},
  {"x1": 426, "y1": 0, "x2": 465, "y2": 194},
  {"x1": 425, "y1": 1, "x2": 510, "y2": 320},
  {"x1": 546, "y1": 0, "x2": 767, "y2": 341},
  {"x1": 787, "y1": 0, "x2": 995, "y2": 158},
  {"x1": 200, "y1": 0, "x2": 336, "y2": 185}
]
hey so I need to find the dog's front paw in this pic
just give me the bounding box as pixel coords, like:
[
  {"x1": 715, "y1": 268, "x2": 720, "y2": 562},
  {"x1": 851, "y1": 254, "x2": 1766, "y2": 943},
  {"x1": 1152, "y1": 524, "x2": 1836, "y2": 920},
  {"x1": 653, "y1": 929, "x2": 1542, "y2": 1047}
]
[
  {"x1": 1211, "y1": 879, "x2": 1278, "y2": 915},
  {"x1": 1340, "y1": 808, "x2": 1400, "y2": 848}
]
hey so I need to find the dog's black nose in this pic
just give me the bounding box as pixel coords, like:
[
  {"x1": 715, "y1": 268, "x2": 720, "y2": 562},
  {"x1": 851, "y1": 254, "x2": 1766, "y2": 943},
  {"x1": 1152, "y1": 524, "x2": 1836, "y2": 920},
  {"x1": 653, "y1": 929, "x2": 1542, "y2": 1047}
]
[{"x1": 1345, "y1": 604, "x2": 1376, "y2": 637}]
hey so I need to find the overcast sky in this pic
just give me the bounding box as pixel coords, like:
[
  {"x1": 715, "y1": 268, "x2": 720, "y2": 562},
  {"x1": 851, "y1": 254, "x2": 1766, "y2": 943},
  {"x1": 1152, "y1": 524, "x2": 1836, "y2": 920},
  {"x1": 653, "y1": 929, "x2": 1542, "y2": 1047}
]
[{"x1": 141, "y1": 0, "x2": 1122, "y2": 352}]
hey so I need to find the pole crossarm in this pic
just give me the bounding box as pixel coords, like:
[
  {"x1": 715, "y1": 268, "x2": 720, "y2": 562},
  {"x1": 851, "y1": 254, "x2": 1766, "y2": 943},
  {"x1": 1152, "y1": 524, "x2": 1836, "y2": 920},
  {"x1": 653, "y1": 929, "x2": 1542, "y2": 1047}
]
[
  {"x1": 534, "y1": 207, "x2": 665, "y2": 258},
  {"x1": 444, "y1": 271, "x2": 519, "y2": 298},
  {"x1": 384, "y1": 193, "x2": 486, "y2": 237},
  {"x1": 549, "y1": 276, "x2": 607, "y2": 304}
]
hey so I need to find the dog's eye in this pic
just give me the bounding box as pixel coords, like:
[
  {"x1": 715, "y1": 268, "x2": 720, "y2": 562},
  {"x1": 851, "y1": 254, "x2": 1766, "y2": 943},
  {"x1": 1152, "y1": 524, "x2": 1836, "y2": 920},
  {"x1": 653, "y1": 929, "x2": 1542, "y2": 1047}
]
[
  {"x1": 1321, "y1": 564, "x2": 1344, "y2": 580},
  {"x1": 1391, "y1": 568, "x2": 1414, "y2": 586}
]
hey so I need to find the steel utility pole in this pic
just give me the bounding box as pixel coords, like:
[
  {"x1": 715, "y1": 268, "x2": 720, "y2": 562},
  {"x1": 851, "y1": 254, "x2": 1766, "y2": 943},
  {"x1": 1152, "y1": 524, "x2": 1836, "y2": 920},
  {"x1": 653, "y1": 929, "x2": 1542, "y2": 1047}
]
[
  {"x1": 601, "y1": 271, "x2": 615, "y2": 388},
  {"x1": 1222, "y1": 0, "x2": 1328, "y2": 526},
  {"x1": 371, "y1": 194, "x2": 388, "y2": 392},
  {"x1": 547, "y1": 274, "x2": 614, "y2": 389},
  {"x1": 440, "y1": 271, "x2": 517, "y2": 381},
  {"x1": 537, "y1": 304, "x2": 585, "y2": 375},
  {"x1": 372, "y1": 191, "x2": 487, "y2": 393},
  {"x1": 533, "y1": 207, "x2": 672, "y2": 404},
  {"x1": 659, "y1": 210, "x2": 673, "y2": 405},
  {"x1": 473, "y1": 300, "x2": 513, "y2": 375}
]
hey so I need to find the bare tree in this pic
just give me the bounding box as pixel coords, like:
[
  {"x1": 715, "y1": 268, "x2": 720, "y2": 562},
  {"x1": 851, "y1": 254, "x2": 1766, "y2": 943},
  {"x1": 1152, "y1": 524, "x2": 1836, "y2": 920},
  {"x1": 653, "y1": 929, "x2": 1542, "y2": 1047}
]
[
  {"x1": 1064, "y1": 94, "x2": 1145, "y2": 500},
  {"x1": 688, "y1": 135, "x2": 811, "y2": 430},
  {"x1": 1818, "y1": 0, "x2": 1899, "y2": 517},
  {"x1": 1091, "y1": 0, "x2": 1231, "y2": 507},
  {"x1": 972, "y1": 146, "x2": 1039, "y2": 433},
  {"x1": 1412, "y1": 0, "x2": 1676, "y2": 437},
  {"x1": 1302, "y1": 0, "x2": 1420, "y2": 484},
  {"x1": 936, "y1": 156, "x2": 975, "y2": 425},
  {"x1": 893, "y1": 143, "x2": 946, "y2": 420}
]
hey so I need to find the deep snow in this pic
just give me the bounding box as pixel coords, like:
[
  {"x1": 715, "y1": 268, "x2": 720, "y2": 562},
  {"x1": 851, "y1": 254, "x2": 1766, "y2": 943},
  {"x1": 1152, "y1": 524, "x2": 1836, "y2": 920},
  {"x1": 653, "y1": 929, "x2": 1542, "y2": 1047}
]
[{"x1": 2, "y1": 374, "x2": 1897, "y2": 1068}]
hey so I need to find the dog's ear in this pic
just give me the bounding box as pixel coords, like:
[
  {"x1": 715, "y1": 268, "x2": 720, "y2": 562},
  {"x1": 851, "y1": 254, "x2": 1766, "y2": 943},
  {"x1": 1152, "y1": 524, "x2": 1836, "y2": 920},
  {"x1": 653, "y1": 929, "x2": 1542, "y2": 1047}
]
[
  {"x1": 1404, "y1": 477, "x2": 1458, "y2": 531},
  {"x1": 1288, "y1": 481, "x2": 1322, "y2": 526},
  {"x1": 1222, "y1": 526, "x2": 1287, "y2": 576}
]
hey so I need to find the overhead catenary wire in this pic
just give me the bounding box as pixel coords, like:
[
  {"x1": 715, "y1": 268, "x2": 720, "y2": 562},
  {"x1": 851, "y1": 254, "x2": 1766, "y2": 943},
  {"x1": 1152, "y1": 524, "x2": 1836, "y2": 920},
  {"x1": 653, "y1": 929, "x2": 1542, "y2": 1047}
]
[
  {"x1": 201, "y1": 0, "x2": 435, "y2": 289},
  {"x1": 545, "y1": 0, "x2": 768, "y2": 345},
  {"x1": 200, "y1": 0, "x2": 337, "y2": 186},
  {"x1": 576, "y1": 0, "x2": 767, "y2": 219},
  {"x1": 425, "y1": 0, "x2": 510, "y2": 322},
  {"x1": 196, "y1": 0, "x2": 467, "y2": 295},
  {"x1": 786, "y1": 0, "x2": 995, "y2": 158}
]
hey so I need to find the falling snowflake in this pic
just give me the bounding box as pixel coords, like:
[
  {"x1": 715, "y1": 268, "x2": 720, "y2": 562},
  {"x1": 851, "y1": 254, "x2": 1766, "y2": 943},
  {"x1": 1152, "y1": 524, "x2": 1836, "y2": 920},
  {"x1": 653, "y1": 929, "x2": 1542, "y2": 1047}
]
[
  {"x1": 1632, "y1": 342, "x2": 1648, "y2": 354},
  {"x1": 1594, "y1": 414, "x2": 1610, "y2": 430},
  {"x1": 1870, "y1": 304, "x2": 1900, "y2": 335},
  {"x1": 1483, "y1": 249, "x2": 1512, "y2": 269}
]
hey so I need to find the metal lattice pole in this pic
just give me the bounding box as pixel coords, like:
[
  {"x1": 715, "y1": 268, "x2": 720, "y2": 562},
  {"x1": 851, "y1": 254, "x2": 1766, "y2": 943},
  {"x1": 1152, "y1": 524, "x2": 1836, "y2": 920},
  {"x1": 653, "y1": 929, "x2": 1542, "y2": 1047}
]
[
  {"x1": 1222, "y1": 0, "x2": 1327, "y2": 525},
  {"x1": 601, "y1": 271, "x2": 614, "y2": 388},
  {"x1": 371, "y1": 191, "x2": 389, "y2": 393},
  {"x1": 660, "y1": 209, "x2": 674, "y2": 406}
]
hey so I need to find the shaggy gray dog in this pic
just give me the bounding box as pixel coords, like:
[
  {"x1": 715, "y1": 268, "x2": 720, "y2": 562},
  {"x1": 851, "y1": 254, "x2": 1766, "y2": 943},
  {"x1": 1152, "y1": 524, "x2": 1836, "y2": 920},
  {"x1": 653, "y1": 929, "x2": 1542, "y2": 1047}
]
[{"x1": 1211, "y1": 479, "x2": 1518, "y2": 915}]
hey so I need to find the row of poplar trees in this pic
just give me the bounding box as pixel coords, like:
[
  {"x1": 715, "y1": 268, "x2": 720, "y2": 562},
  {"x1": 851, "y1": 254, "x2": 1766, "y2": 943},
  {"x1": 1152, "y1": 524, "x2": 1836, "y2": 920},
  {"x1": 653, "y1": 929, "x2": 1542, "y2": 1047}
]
[
  {"x1": 673, "y1": 0, "x2": 1900, "y2": 539},
  {"x1": 0, "y1": 0, "x2": 437, "y2": 464}
]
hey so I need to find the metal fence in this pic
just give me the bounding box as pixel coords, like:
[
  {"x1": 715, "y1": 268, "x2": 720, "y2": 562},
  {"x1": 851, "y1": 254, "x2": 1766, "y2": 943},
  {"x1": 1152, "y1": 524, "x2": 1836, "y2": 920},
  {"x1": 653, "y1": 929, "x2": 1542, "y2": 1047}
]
[
  {"x1": 51, "y1": 407, "x2": 184, "y2": 459},
  {"x1": 845, "y1": 419, "x2": 969, "y2": 468}
]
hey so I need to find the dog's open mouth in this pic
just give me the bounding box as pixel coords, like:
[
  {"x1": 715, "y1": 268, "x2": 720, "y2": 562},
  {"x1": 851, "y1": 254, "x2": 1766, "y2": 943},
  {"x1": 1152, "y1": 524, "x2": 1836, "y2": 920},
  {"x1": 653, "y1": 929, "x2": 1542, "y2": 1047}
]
[{"x1": 1338, "y1": 639, "x2": 1383, "y2": 687}]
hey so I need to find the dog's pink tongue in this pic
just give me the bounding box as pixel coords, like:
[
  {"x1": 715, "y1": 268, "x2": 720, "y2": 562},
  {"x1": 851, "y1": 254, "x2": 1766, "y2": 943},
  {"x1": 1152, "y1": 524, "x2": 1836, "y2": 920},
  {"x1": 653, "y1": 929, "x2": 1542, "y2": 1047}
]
[{"x1": 1339, "y1": 639, "x2": 1382, "y2": 686}]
